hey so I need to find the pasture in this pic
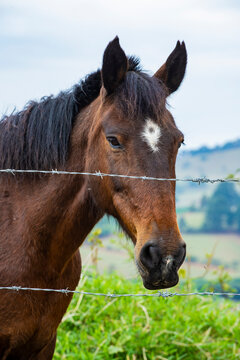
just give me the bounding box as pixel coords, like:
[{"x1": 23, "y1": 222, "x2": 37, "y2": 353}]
[{"x1": 54, "y1": 270, "x2": 240, "y2": 360}]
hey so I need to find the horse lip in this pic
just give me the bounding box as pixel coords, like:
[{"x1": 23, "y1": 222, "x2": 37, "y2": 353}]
[
  {"x1": 143, "y1": 277, "x2": 179, "y2": 290},
  {"x1": 142, "y1": 269, "x2": 179, "y2": 290},
  {"x1": 143, "y1": 281, "x2": 173, "y2": 290}
]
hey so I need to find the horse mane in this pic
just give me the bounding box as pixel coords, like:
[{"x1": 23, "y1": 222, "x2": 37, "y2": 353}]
[
  {"x1": 0, "y1": 56, "x2": 162, "y2": 170},
  {"x1": 0, "y1": 70, "x2": 102, "y2": 170}
]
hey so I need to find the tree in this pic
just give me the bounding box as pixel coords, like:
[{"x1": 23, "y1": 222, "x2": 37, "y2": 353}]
[
  {"x1": 236, "y1": 206, "x2": 240, "y2": 233},
  {"x1": 202, "y1": 182, "x2": 240, "y2": 232}
]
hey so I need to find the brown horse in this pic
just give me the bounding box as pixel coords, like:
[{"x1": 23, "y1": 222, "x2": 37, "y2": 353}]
[{"x1": 0, "y1": 37, "x2": 187, "y2": 359}]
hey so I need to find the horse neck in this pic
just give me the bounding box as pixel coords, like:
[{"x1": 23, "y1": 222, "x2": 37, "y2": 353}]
[{"x1": 18, "y1": 102, "x2": 103, "y2": 273}]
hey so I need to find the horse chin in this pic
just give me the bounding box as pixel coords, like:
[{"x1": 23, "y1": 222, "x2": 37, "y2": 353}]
[{"x1": 142, "y1": 274, "x2": 179, "y2": 290}]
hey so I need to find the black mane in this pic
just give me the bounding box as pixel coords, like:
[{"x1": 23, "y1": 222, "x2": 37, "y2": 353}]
[
  {"x1": 0, "y1": 57, "x2": 161, "y2": 170},
  {"x1": 0, "y1": 70, "x2": 102, "y2": 170}
]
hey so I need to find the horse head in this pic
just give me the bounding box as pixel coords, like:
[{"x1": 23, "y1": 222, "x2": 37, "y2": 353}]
[{"x1": 82, "y1": 37, "x2": 187, "y2": 290}]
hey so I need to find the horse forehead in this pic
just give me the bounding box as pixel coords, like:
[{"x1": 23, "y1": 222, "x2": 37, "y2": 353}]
[{"x1": 141, "y1": 118, "x2": 161, "y2": 152}]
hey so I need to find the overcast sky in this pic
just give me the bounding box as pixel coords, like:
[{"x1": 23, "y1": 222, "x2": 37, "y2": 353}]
[{"x1": 0, "y1": 0, "x2": 239, "y2": 149}]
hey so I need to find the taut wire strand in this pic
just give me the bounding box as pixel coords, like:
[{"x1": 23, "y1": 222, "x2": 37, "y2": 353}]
[
  {"x1": 0, "y1": 286, "x2": 239, "y2": 298},
  {"x1": 0, "y1": 169, "x2": 239, "y2": 184}
]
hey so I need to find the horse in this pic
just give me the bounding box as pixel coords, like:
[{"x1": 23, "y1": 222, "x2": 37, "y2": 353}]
[{"x1": 0, "y1": 37, "x2": 187, "y2": 359}]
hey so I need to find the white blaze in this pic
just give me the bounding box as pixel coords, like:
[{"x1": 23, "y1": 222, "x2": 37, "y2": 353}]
[{"x1": 141, "y1": 118, "x2": 161, "y2": 152}]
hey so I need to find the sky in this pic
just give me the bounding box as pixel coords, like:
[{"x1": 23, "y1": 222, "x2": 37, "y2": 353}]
[{"x1": 0, "y1": 0, "x2": 239, "y2": 149}]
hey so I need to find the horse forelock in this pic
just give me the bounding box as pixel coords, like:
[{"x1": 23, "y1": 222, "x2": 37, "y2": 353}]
[{"x1": 114, "y1": 69, "x2": 167, "y2": 123}]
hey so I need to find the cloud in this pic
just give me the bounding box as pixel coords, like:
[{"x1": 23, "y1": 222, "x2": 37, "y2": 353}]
[{"x1": 0, "y1": 0, "x2": 239, "y2": 148}]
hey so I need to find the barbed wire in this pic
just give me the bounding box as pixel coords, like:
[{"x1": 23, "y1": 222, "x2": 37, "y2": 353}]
[
  {"x1": 0, "y1": 285, "x2": 239, "y2": 298},
  {"x1": 0, "y1": 168, "x2": 239, "y2": 184}
]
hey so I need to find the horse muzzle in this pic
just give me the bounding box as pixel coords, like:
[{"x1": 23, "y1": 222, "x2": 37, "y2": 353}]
[{"x1": 136, "y1": 240, "x2": 186, "y2": 290}]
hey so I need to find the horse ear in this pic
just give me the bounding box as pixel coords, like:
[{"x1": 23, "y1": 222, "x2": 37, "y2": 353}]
[
  {"x1": 154, "y1": 41, "x2": 187, "y2": 95},
  {"x1": 102, "y1": 36, "x2": 128, "y2": 95}
]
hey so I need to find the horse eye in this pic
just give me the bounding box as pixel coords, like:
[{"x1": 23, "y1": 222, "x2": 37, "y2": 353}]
[
  {"x1": 178, "y1": 140, "x2": 185, "y2": 148},
  {"x1": 106, "y1": 136, "x2": 122, "y2": 149}
]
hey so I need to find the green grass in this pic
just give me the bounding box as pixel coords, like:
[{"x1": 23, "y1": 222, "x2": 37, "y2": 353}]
[{"x1": 54, "y1": 271, "x2": 240, "y2": 360}]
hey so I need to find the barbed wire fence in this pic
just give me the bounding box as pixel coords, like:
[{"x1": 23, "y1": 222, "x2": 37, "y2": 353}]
[
  {"x1": 0, "y1": 168, "x2": 240, "y2": 184},
  {"x1": 0, "y1": 167, "x2": 240, "y2": 299},
  {"x1": 0, "y1": 286, "x2": 240, "y2": 298}
]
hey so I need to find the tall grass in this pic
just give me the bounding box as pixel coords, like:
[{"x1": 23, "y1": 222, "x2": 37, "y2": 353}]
[{"x1": 54, "y1": 270, "x2": 240, "y2": 360}]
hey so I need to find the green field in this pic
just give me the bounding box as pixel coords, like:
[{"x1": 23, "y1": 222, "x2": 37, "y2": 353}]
[{"x1": 54, "y1": 271, "x2": 240, "y2": 360}]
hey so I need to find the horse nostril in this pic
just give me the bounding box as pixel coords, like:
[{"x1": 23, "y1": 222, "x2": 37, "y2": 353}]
[
  {"x1": 140, "y1": 242, "x2": 161, "y2": 269},
  {"x1": 176, "y1": 242, "x2": 186, "y2": 267}
]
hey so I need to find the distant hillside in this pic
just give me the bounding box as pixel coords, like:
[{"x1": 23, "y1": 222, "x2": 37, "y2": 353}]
[
  {"x1": 177, "y1": 138, "x2": 240, "y2": 179},
  {"x1": 183, "y1": 138, "x2": 240, "y2": 157},
  {"x1": 176, "y1": 138, "x2": 240, "y2": 208}
]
